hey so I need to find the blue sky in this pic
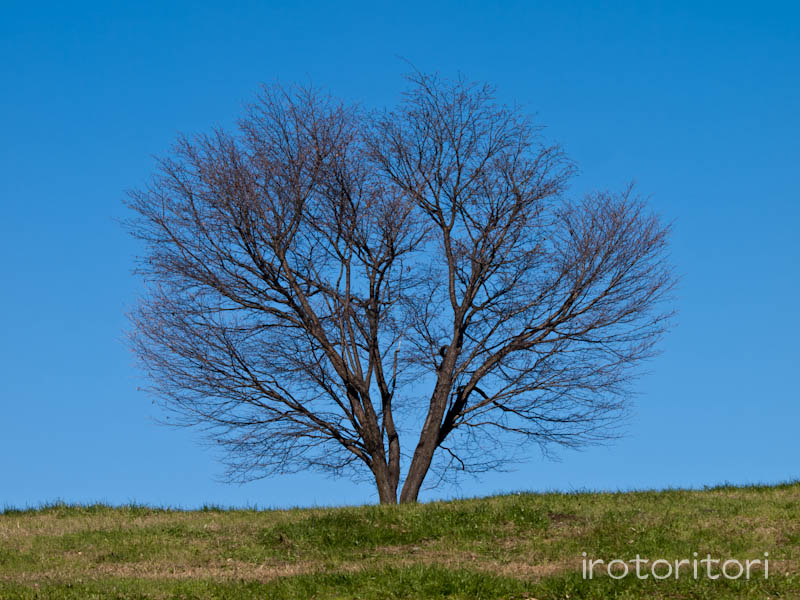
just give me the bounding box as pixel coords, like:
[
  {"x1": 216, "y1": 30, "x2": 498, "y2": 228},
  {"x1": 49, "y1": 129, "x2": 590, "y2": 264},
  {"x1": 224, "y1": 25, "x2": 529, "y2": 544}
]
[{"x1": 1, "y1": 0, "x2": 798, "y2": 509}]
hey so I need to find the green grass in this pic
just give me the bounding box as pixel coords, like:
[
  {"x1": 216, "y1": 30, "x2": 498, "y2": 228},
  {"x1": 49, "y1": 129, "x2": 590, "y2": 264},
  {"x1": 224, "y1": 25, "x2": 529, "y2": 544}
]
[{"x1": 1, "y1": 482, "x2": 798, "y2": 599}]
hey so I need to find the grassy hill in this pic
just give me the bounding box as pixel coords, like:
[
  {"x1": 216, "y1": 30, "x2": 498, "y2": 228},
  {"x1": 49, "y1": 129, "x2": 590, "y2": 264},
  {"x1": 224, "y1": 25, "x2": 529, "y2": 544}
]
[{"x1": 1, "y1": 482, "x2": 798, "y2": 599}]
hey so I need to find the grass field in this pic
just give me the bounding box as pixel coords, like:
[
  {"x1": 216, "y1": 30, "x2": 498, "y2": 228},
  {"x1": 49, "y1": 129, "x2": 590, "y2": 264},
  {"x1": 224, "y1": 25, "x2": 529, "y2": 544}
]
[{"x1": 1, "y1": 482, "x2": 798, "y2": 599}]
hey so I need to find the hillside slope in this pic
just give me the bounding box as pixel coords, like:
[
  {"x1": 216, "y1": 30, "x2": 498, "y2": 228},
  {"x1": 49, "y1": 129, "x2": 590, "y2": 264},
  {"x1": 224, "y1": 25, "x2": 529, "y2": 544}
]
[{"x1": 1, "y1": 482, "x2": 798, "y2": 599}]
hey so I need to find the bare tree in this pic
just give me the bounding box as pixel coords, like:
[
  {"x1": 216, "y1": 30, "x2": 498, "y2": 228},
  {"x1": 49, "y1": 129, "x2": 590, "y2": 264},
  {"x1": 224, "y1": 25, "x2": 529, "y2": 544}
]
[{"x1": 126, "y1": 73, "x2": 675, "y2": 504}]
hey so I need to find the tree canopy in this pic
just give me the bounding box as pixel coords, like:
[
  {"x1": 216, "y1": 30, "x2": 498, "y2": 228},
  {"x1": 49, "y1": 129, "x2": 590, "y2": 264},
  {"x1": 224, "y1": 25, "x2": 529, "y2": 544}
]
[{"x1": 127, "y1": 73, "x2": 675, "y2": 503}]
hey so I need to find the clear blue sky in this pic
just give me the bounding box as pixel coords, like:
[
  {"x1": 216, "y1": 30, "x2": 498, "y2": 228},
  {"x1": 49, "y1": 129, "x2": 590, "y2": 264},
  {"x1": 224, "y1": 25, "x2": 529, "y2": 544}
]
[{"x1": 1, "y1": 0, "x2": 798, "y2": 509}]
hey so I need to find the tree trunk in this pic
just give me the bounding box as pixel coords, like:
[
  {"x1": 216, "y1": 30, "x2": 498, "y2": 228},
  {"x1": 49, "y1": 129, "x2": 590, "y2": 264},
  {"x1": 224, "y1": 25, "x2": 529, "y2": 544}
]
[
  {"x1": 372, "y1": 460, "x2": 399, "y2": 504},
  {"x1": 397, "y1": 440, "x2": 435, "y2": 503},
  {"x1": 397, "y1": 389, "x2": 450, "y2": 503}
]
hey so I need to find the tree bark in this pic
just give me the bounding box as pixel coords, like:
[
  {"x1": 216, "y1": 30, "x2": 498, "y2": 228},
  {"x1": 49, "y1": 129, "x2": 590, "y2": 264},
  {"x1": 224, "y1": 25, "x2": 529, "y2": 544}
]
[
  {"x1": 372, "y1": 459, "x2": 399, "y2": 504},
  {"x1": 398, "y1": 384, "x2": 452, "y2": 503}
]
